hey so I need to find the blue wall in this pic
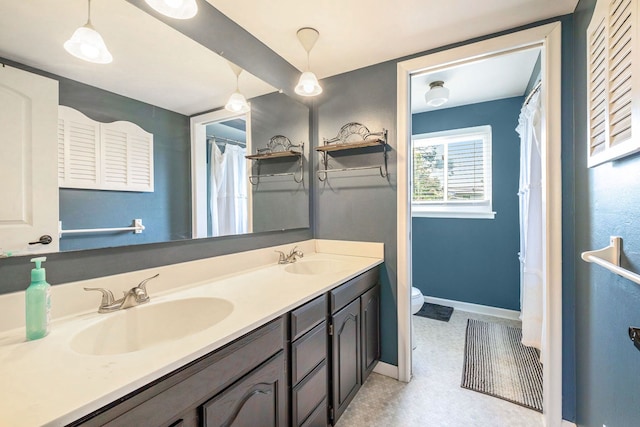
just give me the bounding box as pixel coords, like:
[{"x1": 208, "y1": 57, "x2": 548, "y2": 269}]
[
  {"x1": 411, "y1": 97, "x2": 523, "y2": 310},
  {"x1": 58, "y1": 77, "x2": 191, "y2": 251},
  {"x1": 573, "y1": 0, "x2": 640, "y2": 425}
]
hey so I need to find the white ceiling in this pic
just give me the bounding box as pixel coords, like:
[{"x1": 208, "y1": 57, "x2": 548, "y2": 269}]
[
  {"x1": 411, "y1": 47, "x2": 541, "y2": 113},
  {"x1": 0, "y1": 1, "x2": 275, "y2": 116},
  {"x1": 0, "y1": 1, "x2": 578, "y2": 115},
  {"x1": 207, "y1": 0, "x2": 577, "y2": 79}
]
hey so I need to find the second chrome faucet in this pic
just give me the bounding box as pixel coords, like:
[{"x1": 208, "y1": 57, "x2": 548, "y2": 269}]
[
  {"x1": 84, "y1": 273, "x2": 159, "y2": 313},
  {"x1": 276, "y1": 246, "x2": 304, "y2": 264}
]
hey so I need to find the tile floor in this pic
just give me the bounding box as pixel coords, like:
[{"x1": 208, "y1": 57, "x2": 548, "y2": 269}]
[{"x1": 335, "y1": 310, "x2": 543, "y2": 427}]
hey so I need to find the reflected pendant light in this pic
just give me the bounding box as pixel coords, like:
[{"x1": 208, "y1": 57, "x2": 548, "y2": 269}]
[
  {"x1": 425, "y1": 81, "x2": 450, "y2": 107},
  {"x1": 294, "y1": 27, "x2": 322, "y2": 97},
  {"x1": 64, "y1": 0, "x2": 113, "y2": 64},
  {"x1": 225, "y1": 63, "x2": 250, "y2": 114},
  {"x1": 145, "y1": 0, "x2": 198, "y2": 19}
]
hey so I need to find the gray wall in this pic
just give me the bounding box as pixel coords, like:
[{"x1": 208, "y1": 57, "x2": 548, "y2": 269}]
[
  {"x1": 250, "y1": 92, "x2": 310, "y2": 232},
  {"x1": 573, "y1": 0, "x2": 640, "y2": 425},
  {"x1": 315, "y1": 61, "x2": 398, "y2": 365},
  {"x1": 59, "y1": 77, "x2": 191, "y2": 251},
  {"x1": 411, "y1": 97, "x2": 523, "y2": 310}
]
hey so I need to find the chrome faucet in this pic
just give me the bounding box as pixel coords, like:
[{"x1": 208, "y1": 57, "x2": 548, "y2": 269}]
[
  {"x1": 276, "y1": 246, "x2": 304, "y2": 264},
  {"x1": 84, "y1": 274, "x2": 159, "y2": 313}
]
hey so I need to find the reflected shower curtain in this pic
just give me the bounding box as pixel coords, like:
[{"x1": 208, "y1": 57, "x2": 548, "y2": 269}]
[
  {"x1": 516, "y1": 88, "x2": 544, "y2": 356},
  {"x1": 209, "y1": 141, "x2": 248, "y2": 237}
]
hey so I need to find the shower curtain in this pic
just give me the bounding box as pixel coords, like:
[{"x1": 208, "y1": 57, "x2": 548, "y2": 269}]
[
  {"x1": 209, "y1": 141, "x2": 248, "y2": 237},
  {"x1": 516, "y1": 87, "x2": 544, "y2": 356}
]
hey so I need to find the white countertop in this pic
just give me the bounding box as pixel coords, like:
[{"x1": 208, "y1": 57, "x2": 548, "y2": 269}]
[{"x1": 0, "y1": 240, "x2": 383, "y2": 426}]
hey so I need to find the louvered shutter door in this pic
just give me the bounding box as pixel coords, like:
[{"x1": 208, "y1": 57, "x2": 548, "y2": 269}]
[
  {"x1": 101, "y1": 121, "x2": 154, "y2": 192},
  {"x1": 587, "y1": 0, "x2": 640, "y2": 167},
  {"x1": 58, "y1": 106, "x2": 100, "y2": 188},
  {"x1": 58, "y1": 106, "x2": 153, "y2": 192}
]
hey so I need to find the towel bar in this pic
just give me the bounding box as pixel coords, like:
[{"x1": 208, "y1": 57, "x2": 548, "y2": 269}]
[{"x1": 581, "y1": 236, "x2": 640, "y2": 285}]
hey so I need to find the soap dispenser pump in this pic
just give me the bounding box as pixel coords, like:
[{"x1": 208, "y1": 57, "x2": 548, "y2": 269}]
[{"x1": 25, "y1": 256, "x2": 51, "y2": 340}]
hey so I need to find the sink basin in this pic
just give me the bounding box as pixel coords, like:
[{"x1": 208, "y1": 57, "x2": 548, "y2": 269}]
[
  {"x1": 284, "y1": 260, "x2": 349, "y2": 275},
  {"x1": 70, "y1": 297, "x2": 234, "y2": 356}
]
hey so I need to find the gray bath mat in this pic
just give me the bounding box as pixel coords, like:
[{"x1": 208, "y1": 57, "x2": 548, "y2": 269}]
[
  {"x1": 461, "y1": 319, "x2": 543, "y2": 412},
  {"x1": 414, "y1": 302, "x2": 454, "y2": 322}
]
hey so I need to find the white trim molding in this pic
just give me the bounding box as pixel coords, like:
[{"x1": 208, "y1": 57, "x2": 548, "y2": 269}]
[
  {"x1": 396, "y1": 22, "x2": 563, "y2": 427},
  {"x1": 372, "y1": 361, "x2": 399, "y2": 379},
  {"x1": 561, "y1": 421, "x2": 577, "y2": 427},
  {"x1": 423, "y1": 296, "x2": 521, "y2": 321}
]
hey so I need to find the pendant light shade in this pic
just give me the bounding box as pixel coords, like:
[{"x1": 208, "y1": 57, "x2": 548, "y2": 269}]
[
  {"x1": 64, "y1": 0, "x2": 112, "y2": 64},
  {"x1": 145, "y1": 0, "x2": 198, "y2": 19},
  {"x1": 225, "y1": 63, "x2": 250, "y2": 114},
  {"x1": 225, "y1": 91, "x2": 250, "y2": 113},
  {"x1": 295, "y1": 71, "x2": 322, "y2": 96},
  {"x1": 425, "y1": 81, "x2": 450, "y2": 107},
  {"x1": 294, "y1": 28, "x2": 322, "y2": 97}
]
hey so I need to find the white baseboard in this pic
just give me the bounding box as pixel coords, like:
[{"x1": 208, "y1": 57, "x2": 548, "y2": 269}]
[
  {"x1": 372, "y1": 361, "x2": 398, "y2": 379},
  {"x1": 561, "y1": 421, "x2": 576, "y2": 427},
  {"x1": 424, "y1": 296, "x2": 521, "y2": 321}
]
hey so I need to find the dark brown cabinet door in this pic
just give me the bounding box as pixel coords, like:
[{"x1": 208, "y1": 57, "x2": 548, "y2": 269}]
[
  {"x1": 202, "y1": 352, "x2": 287, "y2": 427},
  {"x1": 360, "y1": 284, "x2": 380, "y2": 382},
  {"x1": 331, "y1": 298, "x2": 361, "y2": 422}
]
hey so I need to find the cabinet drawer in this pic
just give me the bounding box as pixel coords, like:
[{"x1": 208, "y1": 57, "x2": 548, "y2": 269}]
[
  {"x1": 292, "y1": 362, "x2": 327, "y2": 427},
  {"x1": 330, "y1": 267, "x2": 379, "y2": 314},
  {"x1": 291, "y1": 294, "x2": 327, "y2": 341},
  {"x1": 80, "y1": 317, "x2": 286, "y2": 427},
  {"x1": 300, "y1": 399, "x2": 327, "y2": 427},
  {"x1": 291, "y1": 321, "x2": 327, "y2": 385}
]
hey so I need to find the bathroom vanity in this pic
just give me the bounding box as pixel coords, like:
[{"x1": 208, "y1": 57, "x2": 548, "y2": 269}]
[{"x1": 0, "y1": 240, "x2": 383, "y2": 427}]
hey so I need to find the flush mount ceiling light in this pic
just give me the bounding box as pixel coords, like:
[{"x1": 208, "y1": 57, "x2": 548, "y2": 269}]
[
  {"x1": 425, "y1": 81, "x2": 450, "y2": 107},
  {"x1": 225, "y1": 62, "x2": 250, "y2": 114},
  {"x1": 145, "y1": 0, "x2": 198, "y2": 19},
  {"x1": 64, "y1": 0, "x2": 113, "y2": 64},
  {"x1": 294, "y1": 27, "x2": 323, "y2": 97}
]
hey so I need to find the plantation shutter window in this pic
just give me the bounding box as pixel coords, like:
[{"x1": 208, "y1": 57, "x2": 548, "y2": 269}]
[
  {"x1": 586, "y1": 0, "x2": 640, "y2": 167},
  {"x1": 58, "y1": 106, "x2": 154, "y2": 192},
  {"x1": 412, "y1": 125, "x2": 494, "y2": 219}
]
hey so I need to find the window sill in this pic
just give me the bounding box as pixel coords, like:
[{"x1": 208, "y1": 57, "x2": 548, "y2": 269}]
[{"x1": 411, "y1": 210, "x2": 496, "y2": 219}]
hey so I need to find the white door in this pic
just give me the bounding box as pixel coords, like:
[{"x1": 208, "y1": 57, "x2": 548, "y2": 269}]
[{"x1": 0, "y1": 65, "x2": 59, "y2": 254}]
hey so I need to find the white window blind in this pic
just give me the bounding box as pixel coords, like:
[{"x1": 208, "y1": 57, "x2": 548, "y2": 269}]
[
  {"x1": 412, "y1": 125, "x2": 494, "y2": 219},
  {"x1": 587, "y1": 0, "x2": 640, "y2": 167},
  {"x1": 58, "y1": 106, "x2": 154, "y2": 192}
]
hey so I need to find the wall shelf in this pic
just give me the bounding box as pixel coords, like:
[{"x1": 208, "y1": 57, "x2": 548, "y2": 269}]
[
  {"x1": 245, "y1": 135, "x2": 304, "y2": 185},
  {"x1": 316, "y1": 123, "x2": 388, "y2": 181}
]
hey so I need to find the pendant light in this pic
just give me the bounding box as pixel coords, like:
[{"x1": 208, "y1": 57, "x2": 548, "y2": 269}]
[
  {"x1": 225, "y1": 63, "x2": 250, "y2": 114},
  {"x1": 64, "y1": 0, "x2": 113, "y2": 64},
  {"x1": 425, "y1": 81, "x2": 450, "y2": 107},
  {"x1": 144, "y1": 0, "x2": 198, "y2": 19},
  {"x1": 294, "y1": 27, "x2": 322, "y2": 97}
]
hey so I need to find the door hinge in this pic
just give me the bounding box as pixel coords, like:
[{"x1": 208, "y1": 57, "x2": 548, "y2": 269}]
[
  {"x1": 329, "y1": 407, "x2": 334, "y2": 422},
  {"x1": 328, "y1": 323, "x2": 334, "y2": 335}
]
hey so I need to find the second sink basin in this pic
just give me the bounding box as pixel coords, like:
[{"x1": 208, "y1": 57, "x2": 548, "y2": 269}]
[
  {"x1": 70, "y1": 297, "x2": 234, "y2": 356},
  {"x1": 284, "y1": 260, "x2": 349, "y2": 275}
]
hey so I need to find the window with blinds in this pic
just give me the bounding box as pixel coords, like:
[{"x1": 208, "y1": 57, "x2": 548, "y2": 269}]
[
  {"x1": 587, "y1": 0, "x2": 640, "y2": 167},
  {"x1": 412, "y1": 125, "x2": 494, "y2": 219}
]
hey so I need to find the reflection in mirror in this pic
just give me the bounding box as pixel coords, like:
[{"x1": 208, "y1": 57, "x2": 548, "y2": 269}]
[{"x1": 0, "y1": 0, "x2": 309, "y2": 255}]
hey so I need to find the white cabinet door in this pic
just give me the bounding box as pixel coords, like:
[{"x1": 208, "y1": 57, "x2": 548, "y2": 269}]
[{"x1": 0, "y1": 65, "x2": 59, "y2": 254}]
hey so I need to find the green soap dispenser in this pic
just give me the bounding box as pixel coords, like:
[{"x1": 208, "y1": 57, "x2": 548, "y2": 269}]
[{"x1": 25, "y1": 256, "x2": 51, "y2": 340}]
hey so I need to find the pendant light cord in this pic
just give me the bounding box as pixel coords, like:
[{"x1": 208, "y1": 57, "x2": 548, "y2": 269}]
[{"x1": 86, "y1": 0, "x2": 93, "y2": 26}]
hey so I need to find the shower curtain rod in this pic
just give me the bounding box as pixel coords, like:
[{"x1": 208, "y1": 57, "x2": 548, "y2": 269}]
[
  {"x1": 207, "y1": 134, "x2": 246, "y2": 147},
  {"x1": 523, "y1": 81, "x2": 542, "y2": 107}
]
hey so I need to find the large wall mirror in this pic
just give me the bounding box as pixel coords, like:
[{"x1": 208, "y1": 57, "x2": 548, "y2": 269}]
[{"x1": 0, "y1": 0, "x2": 309, "y2": 255}]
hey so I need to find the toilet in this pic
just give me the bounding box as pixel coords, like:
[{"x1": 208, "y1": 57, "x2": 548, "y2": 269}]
[
  {"x1": 411, "y1": 287, "x2": 424, "y2": 315},
  {"x1": 411, "y1": 287, "x2": 424, "y2": 350}
]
